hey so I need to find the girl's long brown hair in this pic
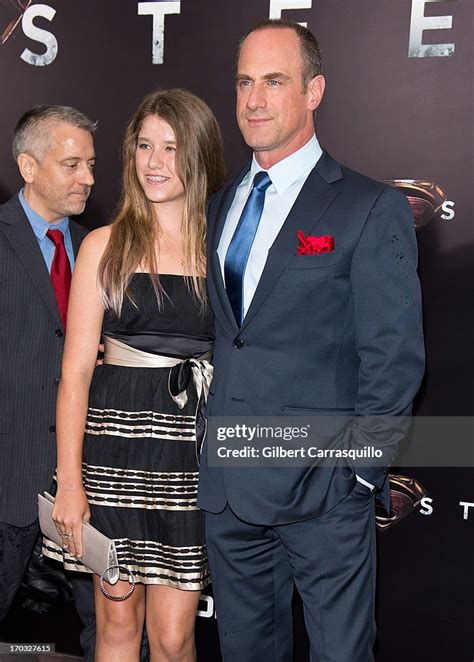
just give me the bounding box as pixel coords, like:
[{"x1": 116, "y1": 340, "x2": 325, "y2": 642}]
[{"x1": 98, "y1": 88, "x2": 225, "y2": 314}]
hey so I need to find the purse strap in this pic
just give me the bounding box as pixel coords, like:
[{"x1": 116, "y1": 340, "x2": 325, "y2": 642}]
[{"x1": 99, "y1": 565, "x2": 135, "y2": 601}]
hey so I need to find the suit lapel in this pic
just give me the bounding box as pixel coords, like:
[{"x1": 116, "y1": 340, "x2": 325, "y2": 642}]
[
  {"x1": 0, "y1": 198, "x2": 61, "y2": 325},
  {"x1": 240, "y1": 151, "x2": 343, "y2": 331},
  {"x1": 69, "y1": 220, "x2": 85, "y2": 257},
  {"x1": 209, "y1": 164, "x2": 250, "y2": 334}
]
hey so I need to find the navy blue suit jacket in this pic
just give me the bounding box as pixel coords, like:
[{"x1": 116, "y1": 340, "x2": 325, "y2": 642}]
[{"x1": 197, "y1": 151, "x2": 425, "y2": 525}]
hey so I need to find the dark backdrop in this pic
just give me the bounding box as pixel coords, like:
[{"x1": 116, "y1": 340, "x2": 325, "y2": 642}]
[{"x1": 0, "y1": 1, "x2": 472, "y2": 660}]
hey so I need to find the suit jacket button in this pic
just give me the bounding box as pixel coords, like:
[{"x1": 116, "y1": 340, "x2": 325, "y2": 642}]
[
  {"x1": 234, "y1": 338, "x2": 245, "y2": 349},
  {"x1": 54, "y1": 377, "x2": 60, "y2": 385},
  {"x1": 49, "y1": 425, "x2": 56, "y2": 433},
  {"x1": 55, "y1": 329, "x2": 63, "y2": 337}
]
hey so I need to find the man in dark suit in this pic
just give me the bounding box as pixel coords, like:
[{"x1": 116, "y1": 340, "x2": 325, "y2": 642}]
[
  {"x1": 0, "y1": 105, "x2": 96, "y2": 655},
  {"x1": 198, "y1": 19, "x2": 425, "y2": 661}
]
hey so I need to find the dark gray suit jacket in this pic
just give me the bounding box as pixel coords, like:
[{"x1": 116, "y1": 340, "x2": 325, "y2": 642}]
[
  {"x1": 0, "y1": 195, "x2": 87, "y2": 527},
  {"x1": 197, "y1": 151, "x2": 425, "y2": 525}
]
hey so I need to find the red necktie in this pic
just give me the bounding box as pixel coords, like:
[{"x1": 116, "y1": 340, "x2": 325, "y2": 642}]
[{"x1": 46, "y1": 229, "x2": 72, "y2": 330}]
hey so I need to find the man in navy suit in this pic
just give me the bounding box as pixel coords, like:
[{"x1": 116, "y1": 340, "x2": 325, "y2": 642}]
[{"x1": 198, "y1": 19, "x2": 425, "y2": 661}]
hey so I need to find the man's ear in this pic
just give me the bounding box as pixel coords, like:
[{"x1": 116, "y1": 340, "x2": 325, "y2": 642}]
[
  {"x1": 17, "y1": 153, "x2": 37, "y2": 184},
  {"x1": 307, "y1": 75, "x2": 325, "y2": 112}
]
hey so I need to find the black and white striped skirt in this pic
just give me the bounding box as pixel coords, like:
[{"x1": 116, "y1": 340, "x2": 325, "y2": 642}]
[{"x1": 43, "y1": 362, "x2": 209, "y2": 590}]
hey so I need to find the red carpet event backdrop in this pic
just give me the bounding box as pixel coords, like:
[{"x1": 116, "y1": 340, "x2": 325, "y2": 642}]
[{"x1": 0, "y1": 1, "x2": 472, "y2": 660}]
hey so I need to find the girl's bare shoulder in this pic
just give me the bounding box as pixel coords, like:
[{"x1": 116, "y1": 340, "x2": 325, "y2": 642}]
[{"x1": 77, "y1": 225, "x2": 112, "y2": 262}]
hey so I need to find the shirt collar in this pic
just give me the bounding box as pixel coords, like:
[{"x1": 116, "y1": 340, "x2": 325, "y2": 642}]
[
  {"x1": 248, "y1": 135, "x2": 323, "y2": 196},
  {"x1": 18, "y1": 189, "x2": 69, "y2": 240}
]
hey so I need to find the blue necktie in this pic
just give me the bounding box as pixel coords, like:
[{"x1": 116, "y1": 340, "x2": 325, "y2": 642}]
[{"x1": 224, "y1": 171, "x2": 272, "y2": 326}]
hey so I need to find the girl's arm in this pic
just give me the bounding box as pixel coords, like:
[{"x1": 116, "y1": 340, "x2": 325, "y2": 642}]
[{"x1": 52, "y1": 226, "x2": 110, "y2": 559}]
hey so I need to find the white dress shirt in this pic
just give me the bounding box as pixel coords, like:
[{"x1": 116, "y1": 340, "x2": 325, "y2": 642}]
[{"x1": 217, "y1": 135, "x2": 323, "y2": 317}]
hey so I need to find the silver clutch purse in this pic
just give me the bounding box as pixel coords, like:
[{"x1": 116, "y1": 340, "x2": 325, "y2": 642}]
[{"x1": 38, "y1": 492, "x2": 135, "y2": 600}]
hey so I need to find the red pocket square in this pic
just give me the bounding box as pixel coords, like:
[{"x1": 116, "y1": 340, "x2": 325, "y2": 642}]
[{"x1": 297, "y1": 231, "x2": 335, "y2": 255}]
